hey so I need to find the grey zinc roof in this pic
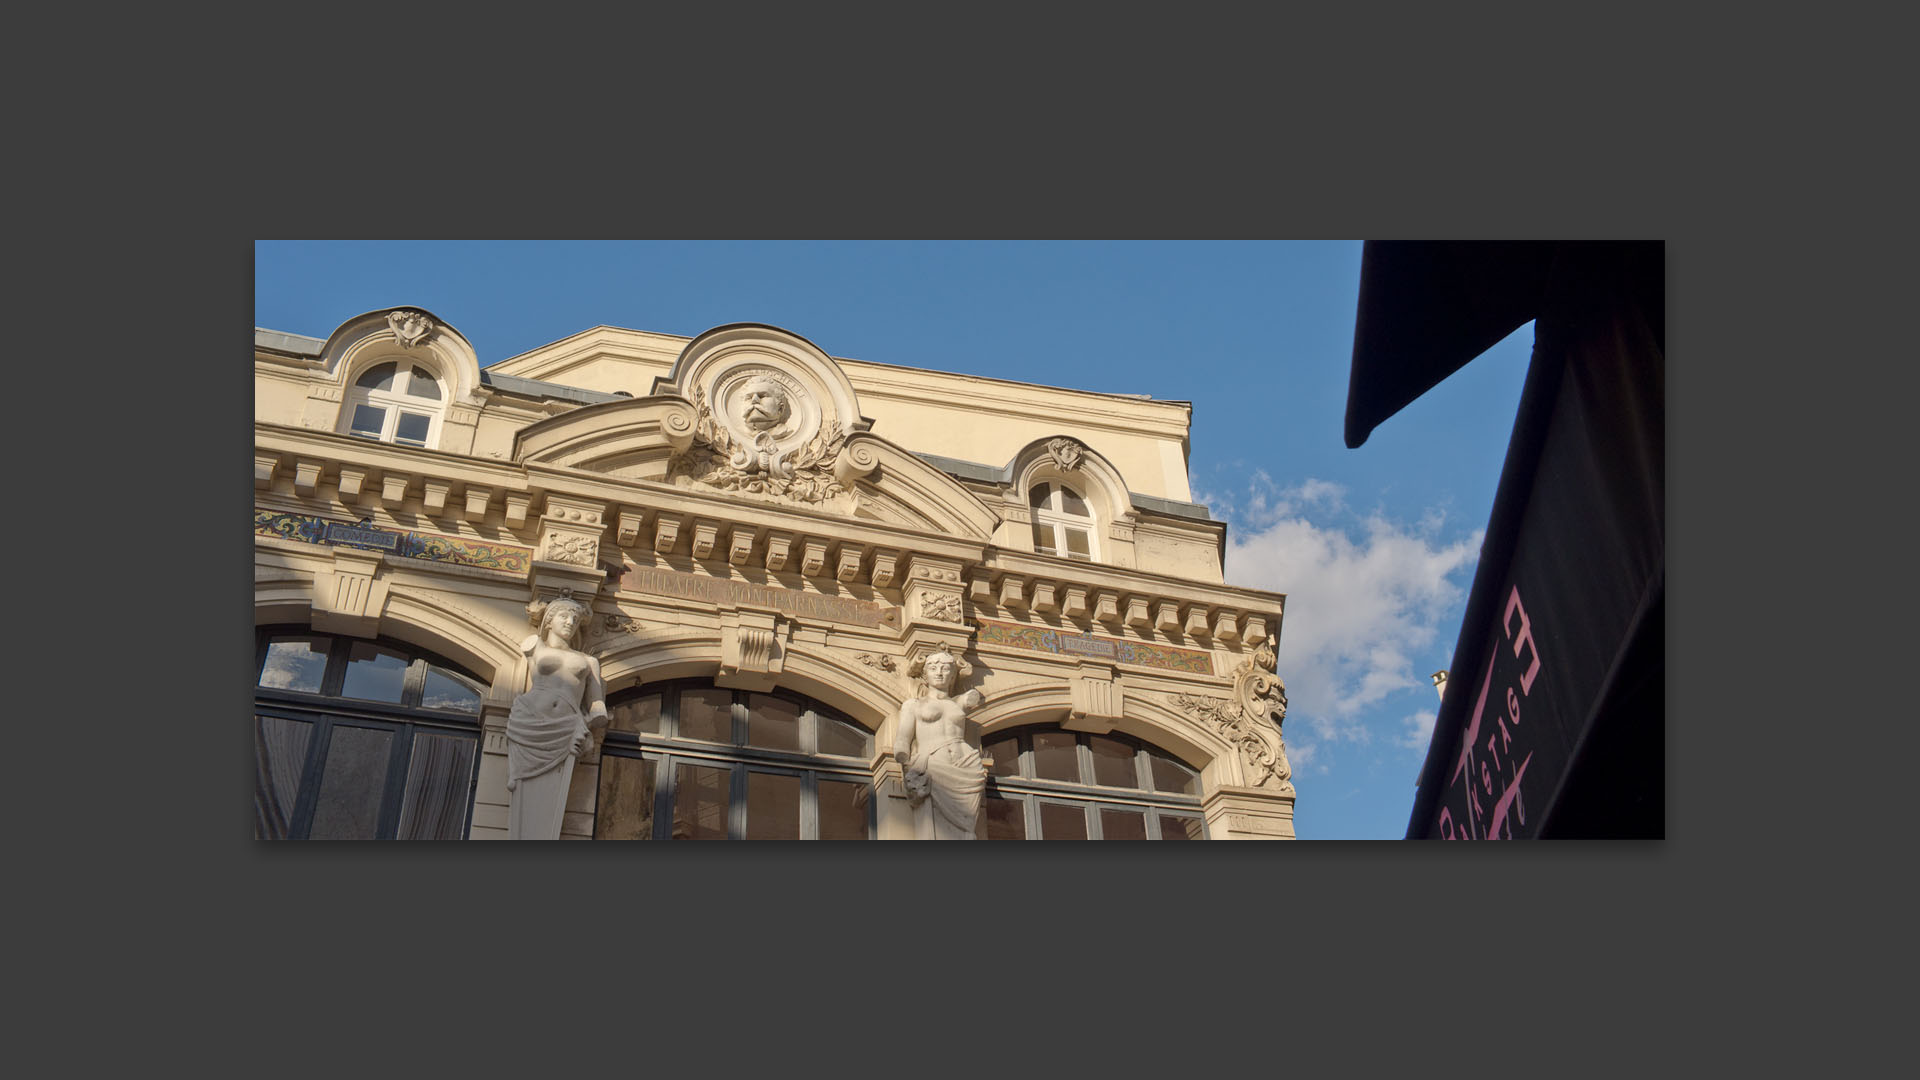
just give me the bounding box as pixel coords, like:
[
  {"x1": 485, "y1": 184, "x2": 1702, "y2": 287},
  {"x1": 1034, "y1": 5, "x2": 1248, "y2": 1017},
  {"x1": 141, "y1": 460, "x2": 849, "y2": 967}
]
[{"x1": 909, "y1": 452, "x2": 1212, "y2": 523}]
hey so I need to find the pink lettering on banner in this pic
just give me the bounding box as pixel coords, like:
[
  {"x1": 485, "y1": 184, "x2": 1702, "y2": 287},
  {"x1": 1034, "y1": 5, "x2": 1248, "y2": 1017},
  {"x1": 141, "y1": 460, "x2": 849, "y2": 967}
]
[
  {"x1": 1503, "y1": 586, "x2": 1542, "y2": 693},
  {"x1": 1488, "y1": 753, "x2": 1532, "y2": 838}
]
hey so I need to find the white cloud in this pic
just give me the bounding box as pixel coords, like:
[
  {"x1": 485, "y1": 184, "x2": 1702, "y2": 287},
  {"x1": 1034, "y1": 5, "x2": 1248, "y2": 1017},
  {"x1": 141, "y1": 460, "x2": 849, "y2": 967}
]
[
  {"x1": 1399, "y1": 709, "x2": 1438, "y2": 750},
  {"x1": 1221, "y1": 478, "x2": 1481, "y2": 751}
]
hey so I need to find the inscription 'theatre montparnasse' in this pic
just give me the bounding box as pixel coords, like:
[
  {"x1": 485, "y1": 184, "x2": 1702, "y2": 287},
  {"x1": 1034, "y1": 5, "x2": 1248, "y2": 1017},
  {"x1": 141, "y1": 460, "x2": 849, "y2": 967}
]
[{"x1": 618, "y1": 564, "x2": 900, "y2": 629}]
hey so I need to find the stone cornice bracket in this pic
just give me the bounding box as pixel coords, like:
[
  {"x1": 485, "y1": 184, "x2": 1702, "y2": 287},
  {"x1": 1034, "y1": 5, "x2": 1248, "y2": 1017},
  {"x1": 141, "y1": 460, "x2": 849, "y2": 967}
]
[
  {"x1": 1168, "y1": 640, "x2": 1291, "y2": 794},
  {"x1": 311, "y1": 547, "x2": 390, "y2": 639},
  {"x1": 717, "y1": 608, "x2": 789, "y2": 692}
]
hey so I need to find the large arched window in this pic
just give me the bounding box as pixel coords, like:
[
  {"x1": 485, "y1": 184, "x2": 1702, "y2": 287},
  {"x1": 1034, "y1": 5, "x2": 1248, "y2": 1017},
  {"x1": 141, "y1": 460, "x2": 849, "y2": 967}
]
[
  {"x1": 339, "y1": 360, "x2": 446, "y2": 447},
  {"x1": 594, "y1": 681, "x2": 877, "y2": 840},
  {"x1": 255, "y1": 629, "x2": 487, "y2": 839},
  {"x1": 977, "y1": 725, "x2": 1207, "y2": 839},
  {"x1": 1029, "y1": 481, "x2": 1098, "y2": 561}
]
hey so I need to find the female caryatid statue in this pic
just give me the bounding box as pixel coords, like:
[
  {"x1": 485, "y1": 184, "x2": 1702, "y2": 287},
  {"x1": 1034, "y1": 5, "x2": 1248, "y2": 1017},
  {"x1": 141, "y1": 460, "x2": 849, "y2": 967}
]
[
  {"x1": 506, "y1": 595, "x2": 608, "y2": 840},
  {"x1": 892, "y1": 647, "x2": 987, "y2": 840}
]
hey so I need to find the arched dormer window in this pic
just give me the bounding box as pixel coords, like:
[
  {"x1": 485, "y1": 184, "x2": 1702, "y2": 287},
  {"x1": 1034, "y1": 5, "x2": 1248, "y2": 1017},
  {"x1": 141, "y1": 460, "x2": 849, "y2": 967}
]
[
  {"x1": 1029, "y1": 481, "x2": 1097, "y2": 561},
  {"x1": 340, "y1": 361, "x2": 445, "y2": 448}
]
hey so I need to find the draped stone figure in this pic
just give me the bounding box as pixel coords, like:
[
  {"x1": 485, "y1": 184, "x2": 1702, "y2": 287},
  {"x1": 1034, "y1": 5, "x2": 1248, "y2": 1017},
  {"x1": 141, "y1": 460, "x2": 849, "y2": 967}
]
[
  {"x1": 506, "y1": 595, "x2": 608, "y2": 840},
  {"x1": 892, "y1": 647, "x2": 987, "y2": 840}
]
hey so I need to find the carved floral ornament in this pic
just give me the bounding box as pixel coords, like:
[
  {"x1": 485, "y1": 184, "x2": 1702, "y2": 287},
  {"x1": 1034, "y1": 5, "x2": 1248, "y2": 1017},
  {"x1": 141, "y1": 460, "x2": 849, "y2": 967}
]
[
  {"x1": 543, "y1": 532, "x2": 599, "y2": 567},
  {"x1": 1045, "y1": 436, "x2": 1085, "y2": 472},
  {"x1": 917, "y1": 590, "x2": 965, "y2": 624},
  {"x1": 1169, "y1": 640, "x2": 1292, "y2": 793},
  {"x1": 387, "y1": 310, "x2": 434, "y2": 350}
]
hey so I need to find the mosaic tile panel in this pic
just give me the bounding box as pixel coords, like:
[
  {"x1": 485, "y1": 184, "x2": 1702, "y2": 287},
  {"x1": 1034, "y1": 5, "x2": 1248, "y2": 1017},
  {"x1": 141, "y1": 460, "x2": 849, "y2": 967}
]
[
  {"x1": 974, "y1": 617, "x2": 1213, "y2": 675},
  {"x1": 254, "y1": 510, "x2": 532, "y2": 574}
]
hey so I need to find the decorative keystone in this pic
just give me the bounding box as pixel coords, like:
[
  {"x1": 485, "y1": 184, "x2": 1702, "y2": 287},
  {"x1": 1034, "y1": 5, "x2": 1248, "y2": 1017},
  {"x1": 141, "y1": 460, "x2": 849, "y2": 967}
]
[
  {"x1": 691, "y1": 521, "x2": 719, "y2": 560},
  {"x1": 765, "y1": 531, "x2": 792, "y2": 572}
]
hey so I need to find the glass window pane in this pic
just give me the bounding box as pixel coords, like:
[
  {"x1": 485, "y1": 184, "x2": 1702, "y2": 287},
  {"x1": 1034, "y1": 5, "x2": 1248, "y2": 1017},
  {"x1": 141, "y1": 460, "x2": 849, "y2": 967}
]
[
  {"x1": 394, "y1": 733, "x2": 476, "y2": 840},
  {"x1": 1059, "y1": 486, "x2": 1090, "y2": 516},
  {"x1": 354, "y1": 362, "x2": 396, "y2": 390},
  {"x1": 1064, "y1": 529, "x2": 1091, "y2": 558},
  {"x1": 744, "y1": 771, "x2": 801, "y2": 839},
  {"x1": 817, "y1": 778, "x2": 871, "y2": 840},
  {"x1": 609, "y1": 694, "x2": 662, "y2": 735},
  {"x1": 1028, "y1": 483, "x2": 1052, "y2": 509},
  {"x1": 1032, "y1": 730, "x2": 1081, "y2": 782},
  {"x1": 420, "y1": 668, "x2": 483, "y2": 713},
  {"x1": 394, "y1": 411, "x2": 431, "y2": 446},
  {"x1": 1088, "y1": 735, "x2": 1140, "y2": 788},
  {"x1": 406, "y1": 367, "x2": 442, "y2": 400},
  {"x1": 255, "y1": 715, "x2": 313, "y2": 839},
  {"x1": 1149, "y1": 752, "x2": 1199, "y2": 795},
  {"x1": 671, "y1": 762, "x2": 730, "y2": 840},
  {"x1": 676, "y1": 688, "x2": 734, "y2": 743},
  {"x1": 307, "y1": 726, "x2": 395, "y2": 839},
  {"x1": 1038, "y1": 802, "x2": 1088, "y2": 839},
  {"x1": 340, "y1": 643, "x2": 410, "y2": 703},
  {"x1": 1100, "y1": 807, "x2": 1149, "y2": 840},
  {"x1": 1157, "y1": 812, "x2": 1205, "y2": 840},
  {"x1": 349, "y1": 403, "x2": 386, "y2": 437},
  {"x1": 1031, "y1": 522, "x2": 1056, "y2": 553},
  {"x1": 746, "y1": 694, "x2": 801, "y2": 752},
  {"x1": 595, "y1": 754, "x2": 657, "y2": 840},
  {"x1": 983, "y1": 734, "x2": 1020, "y2": 777},
  {"x1": 816, "y1": 714, "x2": 872, "y2": 758},
  {"x1": 982, "y1": 795, "x2": 1026, "y2": 840},
  {"x1": 259, "y1": 637, "x2": 331, "y2": 693}
]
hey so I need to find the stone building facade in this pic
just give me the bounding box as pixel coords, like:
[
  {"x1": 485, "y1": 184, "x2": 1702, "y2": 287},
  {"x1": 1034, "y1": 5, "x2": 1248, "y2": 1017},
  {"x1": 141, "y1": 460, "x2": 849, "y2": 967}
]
[{"x1": 254, "y1": 308, "x2": 1295, "y2": 839}]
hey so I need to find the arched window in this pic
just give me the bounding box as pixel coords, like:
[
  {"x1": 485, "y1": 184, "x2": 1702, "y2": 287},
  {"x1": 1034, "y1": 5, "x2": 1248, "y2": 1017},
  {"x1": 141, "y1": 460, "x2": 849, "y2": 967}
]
[
  {"x1": 339, "y1": 361, "x2": 446, "y2": 447},
  {"x1": 594, "y1": 681, "x2": 877, "y2": 840},
  {"x1": 1029, "y1": 482, "x2": 1098, "y2": 561},
  {"x1": 976, "y1": 726, "x2": 1207, "y2": 839},
  {"x1": 255, "y1": 629, "x2": 487, "y2": 839}
]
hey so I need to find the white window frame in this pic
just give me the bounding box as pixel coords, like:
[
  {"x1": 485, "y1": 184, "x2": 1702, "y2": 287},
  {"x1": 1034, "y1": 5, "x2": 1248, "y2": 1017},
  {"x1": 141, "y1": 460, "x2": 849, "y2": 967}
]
[
  {"x1": 1029, "y1": 481, "x2": 1100, "y2": 562},
  {"x1": 339, "y1": 361, "x2": 446, "y2": 448}
]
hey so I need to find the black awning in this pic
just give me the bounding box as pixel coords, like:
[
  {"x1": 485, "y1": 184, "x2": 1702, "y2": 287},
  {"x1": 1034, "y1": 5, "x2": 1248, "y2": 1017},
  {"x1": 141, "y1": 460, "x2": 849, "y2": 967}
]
[{"x1": 1346, "y1": 242, "x2": 1665, "y2": 839}]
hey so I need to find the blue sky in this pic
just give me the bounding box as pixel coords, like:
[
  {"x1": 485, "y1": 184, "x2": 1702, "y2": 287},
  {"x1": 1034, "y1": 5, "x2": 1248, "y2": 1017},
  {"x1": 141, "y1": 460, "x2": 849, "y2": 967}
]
[{"x1": 255, "y1": 240, "x2": 1533, "y2": 840}]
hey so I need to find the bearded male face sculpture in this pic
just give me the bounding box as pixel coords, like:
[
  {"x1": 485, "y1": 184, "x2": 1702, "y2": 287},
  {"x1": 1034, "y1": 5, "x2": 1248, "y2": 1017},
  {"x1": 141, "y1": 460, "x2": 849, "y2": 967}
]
[{"x1": 736, "y1": 375, "x2": 792, "y2": 432}]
